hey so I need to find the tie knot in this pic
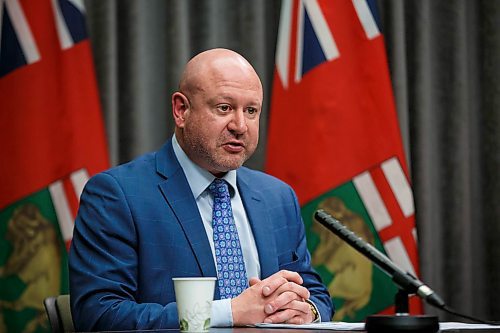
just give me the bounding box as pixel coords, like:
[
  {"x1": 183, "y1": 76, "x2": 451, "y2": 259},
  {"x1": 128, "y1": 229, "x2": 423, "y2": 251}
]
[{"x1": 208, "y1": 178, "x2": 230, "y2": 199}]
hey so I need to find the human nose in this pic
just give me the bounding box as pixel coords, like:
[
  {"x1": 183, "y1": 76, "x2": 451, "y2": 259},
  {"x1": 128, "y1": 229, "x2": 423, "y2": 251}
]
[{"x1": 228, "y1": 109, "x2": 248, "y2": 134}]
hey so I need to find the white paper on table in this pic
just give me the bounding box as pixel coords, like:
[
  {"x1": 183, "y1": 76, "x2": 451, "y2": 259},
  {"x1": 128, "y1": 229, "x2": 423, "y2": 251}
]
[
  {"x1": 439, "y1": 322, "x2": 500, "y2": 330},
  {"x1": 253, "y1": 322, "x2": 365, "y2": 330},
  {"x1": 253, "y1": 321, "x2": 500, "y2": 331}
]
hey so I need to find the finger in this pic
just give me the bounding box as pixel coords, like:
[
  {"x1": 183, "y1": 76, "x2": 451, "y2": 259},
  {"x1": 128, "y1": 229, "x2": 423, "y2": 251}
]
[
  {"x1": 274, "y1": 281, "x2": 310, "y2": 300},
  {"x1": 265, "y1": 283, "x2": 310, "y2": 313},
  {"x1": 249, "y1": 277, "x2": 261, "y2": 286},
  {"x1": 261, "y1": 270, "x2": 303, "y2": 297},
  {"x1": 283, "y1": 315, "x2": 308, "y2": 325},
  {"x1": 263, "y1": 307, "x2": 308, "y2": 324},
  {"x1": 277, "y1": 270, "x2": 303, "y2": 285},
  {"x1": 261, "y1": 275, "x2": 288, "y2": 297},
  {"x1": 266, "y1": 294, "x2": 310, "y2": 315}
]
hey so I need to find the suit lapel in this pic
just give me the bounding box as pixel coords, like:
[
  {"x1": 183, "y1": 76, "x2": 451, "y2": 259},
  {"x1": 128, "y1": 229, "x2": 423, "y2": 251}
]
[
  {"x1": 156, "y1": 141, "x2": 218, "y2": 286},
  {"x1": 238, "y1": 172, "x2": 279, "y2": 278}
]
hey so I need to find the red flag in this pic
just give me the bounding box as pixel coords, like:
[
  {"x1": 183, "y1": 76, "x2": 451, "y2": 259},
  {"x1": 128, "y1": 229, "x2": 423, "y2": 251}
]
[
  {"x1": 266, "y1": 0, "x2": 422, "y2": 320},
  {"x1": 0, "y1": 0, "x2": 108, "y2": 331}
]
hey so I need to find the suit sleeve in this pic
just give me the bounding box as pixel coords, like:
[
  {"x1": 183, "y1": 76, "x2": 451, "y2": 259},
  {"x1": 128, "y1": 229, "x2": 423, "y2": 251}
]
[
  {"x1": 69, "y1": 172, "x2": 178, "y2": 331},
  {"x1": 281, "y1": 186, "x2": 334, "y2": 321}
]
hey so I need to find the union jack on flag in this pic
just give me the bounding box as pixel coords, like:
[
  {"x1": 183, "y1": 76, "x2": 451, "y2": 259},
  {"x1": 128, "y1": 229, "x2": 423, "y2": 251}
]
[{"x1": 0, "y1": 0, "x2": 88, "y2": 76}]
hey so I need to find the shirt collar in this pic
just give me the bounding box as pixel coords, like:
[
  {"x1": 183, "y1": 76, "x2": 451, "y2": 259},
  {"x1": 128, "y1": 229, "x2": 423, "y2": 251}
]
[{"x1": 172, "y1": 134, "x2": 237, "y2": 198}]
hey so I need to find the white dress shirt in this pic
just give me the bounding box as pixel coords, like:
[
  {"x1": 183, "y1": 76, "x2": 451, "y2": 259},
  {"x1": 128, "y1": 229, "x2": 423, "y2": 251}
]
[{"x1": 171, "y1": 135, "x2": 260, "y2": 326}]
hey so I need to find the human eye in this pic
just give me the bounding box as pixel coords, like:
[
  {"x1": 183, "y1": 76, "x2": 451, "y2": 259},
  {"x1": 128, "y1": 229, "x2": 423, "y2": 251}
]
[
  {"x1": 245, "y1": 107, "x2": 259, "y2": 118},
  {"x1": 217, "y1": 104, "x2": 232, "y2": 113}
]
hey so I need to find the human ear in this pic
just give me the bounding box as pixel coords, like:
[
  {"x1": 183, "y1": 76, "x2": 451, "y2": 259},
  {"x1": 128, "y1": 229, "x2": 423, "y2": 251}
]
[{"x1": 172, "y1": 92, "x2": 190, "y2": 128}]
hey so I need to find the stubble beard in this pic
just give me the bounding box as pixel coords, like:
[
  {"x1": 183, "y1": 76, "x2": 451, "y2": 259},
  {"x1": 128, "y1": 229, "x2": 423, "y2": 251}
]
[{"x1": 184, "y1": 135, "x2": 252, "y2": 174}]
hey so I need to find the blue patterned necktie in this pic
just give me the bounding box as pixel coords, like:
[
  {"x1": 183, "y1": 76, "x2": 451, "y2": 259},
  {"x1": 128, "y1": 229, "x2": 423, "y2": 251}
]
[{"x1": 208, "y1": 178, "x2": 248, "y2": 299}]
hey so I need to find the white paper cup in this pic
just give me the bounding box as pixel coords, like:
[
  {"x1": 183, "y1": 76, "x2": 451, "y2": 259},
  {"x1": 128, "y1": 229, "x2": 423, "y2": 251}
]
[{"x1": 173, "y1": 277, "x2": 216, "y2": 332}]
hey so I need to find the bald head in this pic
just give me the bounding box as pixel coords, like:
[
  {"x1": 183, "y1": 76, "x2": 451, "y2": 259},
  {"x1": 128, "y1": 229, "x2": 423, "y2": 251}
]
[
  {"x1": 171, "y1": 48, "x2": 263, "y2": 176},
  {"x1": 179, "y1": 48, "x2": 262, "y2": 98}
]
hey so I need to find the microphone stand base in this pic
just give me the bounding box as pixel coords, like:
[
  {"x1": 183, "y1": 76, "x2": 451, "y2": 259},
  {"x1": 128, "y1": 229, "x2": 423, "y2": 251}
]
[{"x1": 365, "y1": 314, "x2": 439, "y2": 333}]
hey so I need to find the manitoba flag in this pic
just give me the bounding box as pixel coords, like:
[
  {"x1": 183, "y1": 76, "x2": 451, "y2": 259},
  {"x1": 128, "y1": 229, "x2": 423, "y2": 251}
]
[
  {"x1": 266, "y1": 0, "x2": 422, "y2": 320},
  {"x1": 0, "y1": 0, "x2": 108, "y2": 332}
]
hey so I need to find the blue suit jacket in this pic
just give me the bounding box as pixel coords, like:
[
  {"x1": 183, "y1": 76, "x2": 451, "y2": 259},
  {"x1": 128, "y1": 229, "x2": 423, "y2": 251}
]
[{"x1": 69, "y1": 140, "x2": 333, "y2": 331}]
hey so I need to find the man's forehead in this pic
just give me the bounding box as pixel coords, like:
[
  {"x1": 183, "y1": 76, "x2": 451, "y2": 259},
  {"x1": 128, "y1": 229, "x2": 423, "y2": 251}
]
[{"x1": 207, "y1": 92, "x2": 262, "y2": 105}]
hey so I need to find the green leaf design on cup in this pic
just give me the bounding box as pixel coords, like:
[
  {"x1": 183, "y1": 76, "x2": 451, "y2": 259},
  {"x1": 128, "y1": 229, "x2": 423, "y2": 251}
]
[
  {"x1": 180, "y1": 318, "x2": 189, "y2": 331},
  {"x1": 203, "y1": 318, "x2": 211, "y2": 330}
]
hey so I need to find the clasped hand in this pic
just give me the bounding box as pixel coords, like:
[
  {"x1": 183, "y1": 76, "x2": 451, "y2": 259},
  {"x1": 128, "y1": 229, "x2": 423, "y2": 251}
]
[{"x1": 231, "y1": 270, "x2": 314, "y2": 325}]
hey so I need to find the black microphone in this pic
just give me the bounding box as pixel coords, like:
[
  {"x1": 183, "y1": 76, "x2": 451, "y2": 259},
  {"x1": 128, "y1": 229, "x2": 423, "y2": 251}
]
[
  {"x1": 314, "y1": 209, "x2": 445, "y2": 308},
  {"x1": 314, "y1": 209, "x2": 499, "y2": 329}
]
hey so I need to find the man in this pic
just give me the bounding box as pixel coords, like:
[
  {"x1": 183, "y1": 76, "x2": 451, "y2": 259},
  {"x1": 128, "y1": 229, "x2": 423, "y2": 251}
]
[{"x1": 69, "y1": 48, "x2": 333, "y2": 331}]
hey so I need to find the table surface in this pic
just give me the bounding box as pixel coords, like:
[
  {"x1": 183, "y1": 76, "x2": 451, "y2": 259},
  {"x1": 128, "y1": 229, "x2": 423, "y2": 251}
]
[
  {"x1": 74, "y1": 325, "x2": 500, "y2": 333},
  {"x1": 76, "y1": 328, "x2": 337, "y2": 333}
]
